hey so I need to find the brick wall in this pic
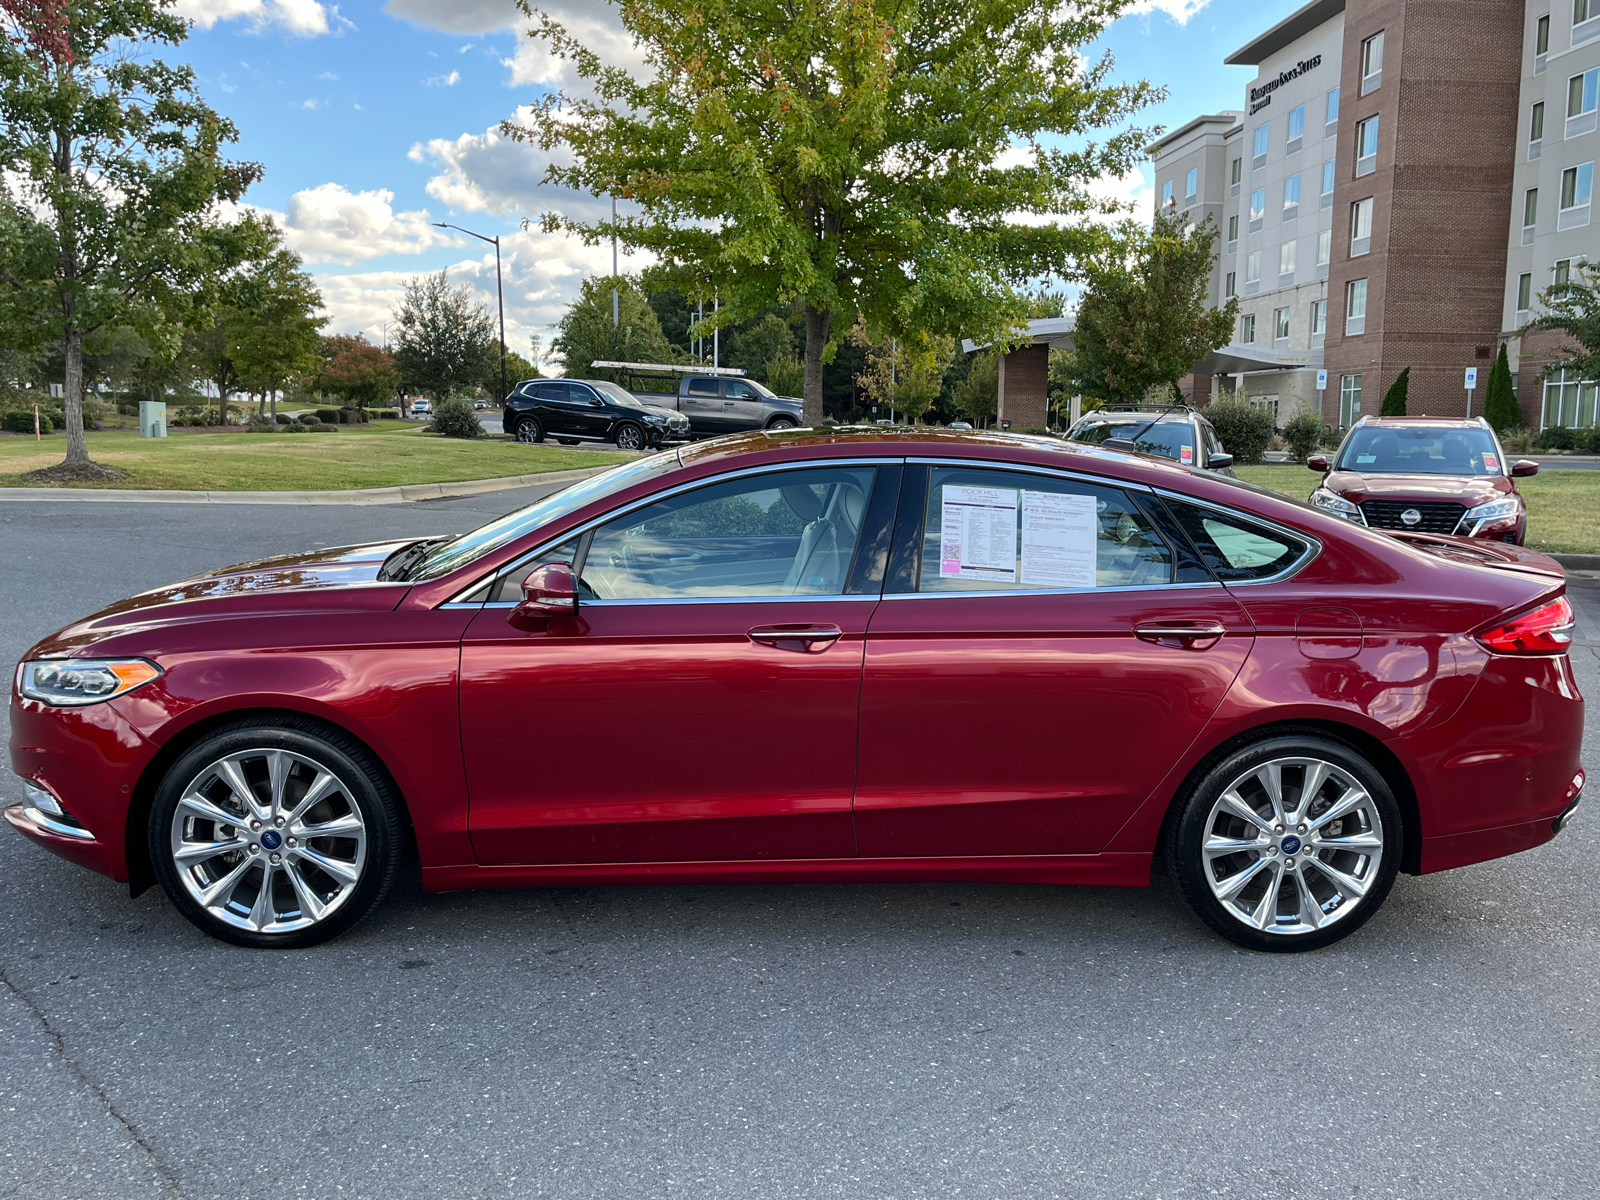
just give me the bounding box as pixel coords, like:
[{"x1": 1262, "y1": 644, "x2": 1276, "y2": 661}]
[{"x1": 998, "y1": 344, "x2": 1049, "y2": 429}]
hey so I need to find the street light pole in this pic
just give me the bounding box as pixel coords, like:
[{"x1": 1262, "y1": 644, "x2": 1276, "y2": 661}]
[
  {"x1": 611, "y1": 195, "x2": 619, "y2": 328},
  {"x1": 432, "y1": 222, "x2": 507, "y2": 406}
]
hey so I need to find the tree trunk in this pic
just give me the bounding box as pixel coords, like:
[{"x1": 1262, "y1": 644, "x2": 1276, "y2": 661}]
[
  {"x1": 803, "y1": 305, "x2": 830, "y2": 426},
  {"x1": 218, "y1": 382, "x2": 228, "y2": 426},
  {"x1": 63, "y1": 329, "x2": 88, "y2": 465}
]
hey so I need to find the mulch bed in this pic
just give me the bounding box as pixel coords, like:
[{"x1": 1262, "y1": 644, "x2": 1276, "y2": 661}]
[{"x1": 20, "y1": 460, "x2": 129, "y2": 485}]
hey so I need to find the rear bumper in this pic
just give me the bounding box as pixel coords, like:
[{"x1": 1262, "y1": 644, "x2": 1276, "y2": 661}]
[{"x1": 1420, "y1": 769, "x2": 1585, "y2": 872}]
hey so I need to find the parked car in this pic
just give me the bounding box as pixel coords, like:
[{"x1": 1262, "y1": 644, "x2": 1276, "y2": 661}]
[
  {"x1": 474, "y1": 400, "x2": 487, "y2": 411},
  {"x1": 8, "y1": 428, "x2": 1584, "y2": 952},
  {"x1": 1308, "y1": 416, "x2": 1536, "y2": 544},
  {"x1": 503, "y1": 378, "x2": 690, "y2": 451},
  {"x1": 619, "y1": 372, "x2": 803, "y2": 437},
  {"x1": 409, "y1": 398, "x2": 432, "y2": 417},
  {"x1": 1066, "y1": 404, "x2": 1235, "y2": 474}
]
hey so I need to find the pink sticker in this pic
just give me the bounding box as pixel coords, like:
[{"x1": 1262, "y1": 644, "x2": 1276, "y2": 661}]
[
  {"x1": 1180, "y1": 445, "x2": 1194, "y2": 464},
  {"x1": 1483, "y1": 453, "x2": 1500, "y2": 472}
]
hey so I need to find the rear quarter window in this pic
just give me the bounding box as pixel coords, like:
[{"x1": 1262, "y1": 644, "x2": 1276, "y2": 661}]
[{"x1": 1163, "y1": 498, "x2": 1312, "y2": 581}]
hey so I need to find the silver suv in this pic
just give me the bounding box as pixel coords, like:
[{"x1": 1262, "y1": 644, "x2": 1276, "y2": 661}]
[{"x1": 1065, "y1": 404, "x2": 1235, "y2": 475}]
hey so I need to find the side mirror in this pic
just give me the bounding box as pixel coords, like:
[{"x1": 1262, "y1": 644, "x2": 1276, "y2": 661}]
[
  {"x1": 1307, "y1": 454, "x2": 1329, "y2": 472},
  {"x1": 1511, "y1": 459, "x2": 1539, "y2": 477},
  {"x1": 511, "y1": 563, "x2": 577, "y2": 627},
  {"x1": 1207, "y1": 453, "x2": 1234, "y2": 471},
  {"x1": 589, "y1": 397, "x2": 605, "y2": 408}
]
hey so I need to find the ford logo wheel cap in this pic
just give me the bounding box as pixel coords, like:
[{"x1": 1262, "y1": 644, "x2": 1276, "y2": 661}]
[
  {"x1": 1401, "y1": 508, "x2": 1422, "y2": 526},
  {"x1": 1281, "y1": 835, "x2": 1302, "y2": 855},
  {"x1": 260, "y1": 830, "x2": 283, "y2": 850}
]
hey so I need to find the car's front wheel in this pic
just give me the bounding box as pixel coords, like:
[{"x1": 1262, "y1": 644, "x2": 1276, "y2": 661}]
[
  {"x1": 149, "y1": 718, "x2": 403, "y2": 948},
  {"x1": 515, "y1": 416, "x2": 544, "y2": 444},
  {"x1": 614, "y1": 421, "x2": 646, "y2": 451},
  {"x1": 1169, "y1": 733, "x2": 1401, "y2": 952},
  {"x1": 768, "y1": 416, "x2": 798, "y2": 430}
]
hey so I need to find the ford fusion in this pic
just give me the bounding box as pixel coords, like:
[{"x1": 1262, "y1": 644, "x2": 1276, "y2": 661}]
[{"x1": 8, "y1": 429, "x2": 1586, "y2": 952}]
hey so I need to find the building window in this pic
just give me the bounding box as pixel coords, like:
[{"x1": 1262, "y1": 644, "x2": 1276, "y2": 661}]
[
  {"x1": 1230, "y1": 156, "x2": 1242, "y2": 196},
  {"x1": 1524, "y1": 187, "x2": 1539, "y2": 244},
  {"x1": 1355, "y1": 115, "x2": 1379, "y2": 176},
  {"x1": 1578, "y1": 0, "x2": 1600, "y2": 47},
  {"x1": 1245, "y1": 251, "x2": 1261, "y2": 294},
  {"x1": 1224, "y1": 271, "x2": 1236, "y2": 298},
  {"x1": 1317, "y1": 228, "x2": 1331, "y2": 275},
  {"x1": 1274, "y1": 307, "x2": 1291, "y2": 348},
  {"x1": 1538, "y1": 14, "x2": 1551, "y2": 54},
  {"x1": 1287, "y1": 104, "x2": 1306, "y2": 152},
  {"x1": 1326, "y1": 86, "x2": 1340, "y2": 132},
  {"x1": 1241, "y1": 313, "x2": 1256, "y2": 344},
  {"x1": 1360, "y1": 32, "x2": 1384, "y2": 95},
  {"x1": 1532, "y1": 102, "x2": 1545, "y2": 159},
  {"x1": 1556, "y1": 258, "x2": 1573, "y2": 286},
  {"x1": 1340, "y1": 374, "x2": 1363, "y2": 426},
  {"x1": 1346, "y1": 278, "x2": 1369, "y2": 336},
  {"x1": 1279, "y1": 240, "x2": 1297, "y2": 284},
  {"x1": 1567, "y1": 67, "x2": 1599, "y2": 137},
  {"x1": 1351, "y1": 197, "x2": 1374, "y2": 256},
  {"x1": 1560, "y1": 162, "x2": 1593, "y2": 228},
  {"x1": 1321, "y1": 159, "x2": 1336, "y2": 207},
  {"x1": 1162, "y1": 180, "x2": 1174, "y2": 209},
  {"x1": 1542, "y1": 367, "x2": 1600, "y2": 428},
  {"x1": 1185, "y1": 166, "x2": 1198, "y2": 205},
  {"x1": 1283, "y1": 173, "x2": 1301, "y2": 213},
  {"x1": 1518, "y1": 272, "x2": 1533, "y2": 314},
  {"x1": 1249, "y1": 186, "x2": 1266, "y2": 231},
  {"x1": 1253, "y1": 124, "x2": 1268, "y2": 168},
  {"x1": 1311, "y1": 299, "x2": 1327, "y2": 338}
]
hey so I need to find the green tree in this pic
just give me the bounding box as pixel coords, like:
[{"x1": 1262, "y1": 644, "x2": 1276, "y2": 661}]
[
  {"x1": 319, "y1": 334, "x2": 402, "y2": 408},
  {"x1": 1070, "y1": 210, "x2": 1237, "y2": 406},
  {"x1": 764, "y1": 353, "x2": 804, "y2": 397},
  {"x1": 392, "y1": 270, "x2": 497, "y2": 402},
  {"x1": 233, "y1": 234, "x2": 325, "y2": 417},
  {"x1": 729, "y1": 313, "x2": 796, "y2": 381},
  {"x1": 1483, "y1": 343, "x2": 1521, "y2": 431},
  {"x1": 492, "y1": 345, "x2": 541, "y2": 392},
  {"x1": 1380, "y1": 366, "x2": 1409, "y2": 416},
  {"x1": 507, "y1": 0, "x2": 1160, "y2": 424},
  {"x1": 953, "y1": 351, "x2": 999, "y2": 427},
  {"x1": 1520, "y1": 261, "x2": 1600, "y2": 381},
  {"x1": 849, "y1": 318, "x2": 952, "y2": 422},
  {"x1": 0, "y1": 0, "x2": 260, "y2": 473},
  {"x1": 553, "y1": 275, "x2": 674, "y2": 377}
]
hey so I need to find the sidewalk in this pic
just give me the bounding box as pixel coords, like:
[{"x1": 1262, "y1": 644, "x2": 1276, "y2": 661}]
[{"x1": 0, "y1": 466, "x2": 613, "y2": 507}]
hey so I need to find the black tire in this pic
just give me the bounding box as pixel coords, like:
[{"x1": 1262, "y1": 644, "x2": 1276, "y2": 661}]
[
  {"x1": 1168, "y1": 732, "x2": 1402, "y2": 953},
  {"x1": 767, "y1": 416, "x2": 798, "y2": 430},
  {"x1": 515, "y1": 416, "x2": 544, "y2": 444},
  {"x1": 149, "y1": 716, "x2": 404, "y2": 949},
  {"x1": 614, "y1": 421, "x2": 646, "y2": 451}
]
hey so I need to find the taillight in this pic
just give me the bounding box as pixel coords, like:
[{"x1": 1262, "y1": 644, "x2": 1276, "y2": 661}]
[{"x1": 1475, "y1": 596, "x2": 1576, "y2": 655}]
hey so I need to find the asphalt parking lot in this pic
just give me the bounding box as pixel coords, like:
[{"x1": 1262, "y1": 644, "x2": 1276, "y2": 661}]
[{"x1": 1, "y1": 493, "x2": 1598, "y2": 1200}]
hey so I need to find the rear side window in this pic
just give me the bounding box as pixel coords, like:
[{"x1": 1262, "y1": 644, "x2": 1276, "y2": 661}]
[
  {"x1": 1163, "y1": 499, "x2": 1311, "y2": 581},
  {"x1": 687, "y1": 378, "x2": 720, "y2": 397},
  {"x1": 915, "y1": 466, "x2": 1173, "y2": 592}
]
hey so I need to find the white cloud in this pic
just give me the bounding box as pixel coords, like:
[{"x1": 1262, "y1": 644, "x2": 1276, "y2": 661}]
[
  {"x1": 1123, "y1": 0, "x2": 1212, "y2": 24},
  {"x1": 174, "y1": 0, "x2": 339, "y2": 36},
  {"x1": 239, "y1": 184, "x2": 457, "y2": 266},
  {"x1": 384, "y1": 0, "x2": 648, "y2": 89},
  {"x1": 409, "y1": 109, "x2": 607, "y2": 223},
  {"x1": 1089, "y1": 167, "x2": 1155, "y2": 226},
  {"x1": 425, "y1": 70, "x2": 461, "y2": 86}
]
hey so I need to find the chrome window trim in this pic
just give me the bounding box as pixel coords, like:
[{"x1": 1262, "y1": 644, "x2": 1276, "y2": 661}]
[
  {"x1": 883, "y1": 581, "x2": 1225, "y2": 601},
  {"x1": 906, "y1": 455, "x2": 1158, "y2": 494},
  {"x1": 445, "y1": 456, "x2": 904, "y2": 606},
  {"x1": 1152, "y1": 487, "x2": 1322, "y2": 586}
]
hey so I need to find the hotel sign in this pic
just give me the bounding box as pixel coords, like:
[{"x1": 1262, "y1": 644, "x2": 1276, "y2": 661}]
[{"x1": 1249, "y1": 54, "x2": 1323, "y2": 114}]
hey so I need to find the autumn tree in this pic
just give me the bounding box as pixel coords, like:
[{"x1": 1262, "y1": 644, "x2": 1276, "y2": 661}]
[
  {"x1": 319, "y1": 335, "x2": 401, "y2": 408},
  {"x1": 0, "y1": 0, "x2": 260, "y2": 475},
  {"x1": 507, "y1": 0, "x2": 1160, "y2": 424},
  {"x1": 392, "y1": 270, "x2": 497, "y2": 402},
  {"x1": 849, "y1": 319, "x2": 953, "y2": 423}
]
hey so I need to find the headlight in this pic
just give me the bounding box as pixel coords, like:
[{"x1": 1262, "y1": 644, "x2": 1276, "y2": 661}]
[
  {"x1": 17, "y1": 659, "x2": 162, "y2": 707},
  {"x1": 1461, "y1": 497, "x2": 1521, "y2": 523},
  {"x1": 643, "y1": 412, "x2": 668, "y2": 425},
  {"x1": 1310, "y1": 487, "x2": 1366, "y2": 524}
]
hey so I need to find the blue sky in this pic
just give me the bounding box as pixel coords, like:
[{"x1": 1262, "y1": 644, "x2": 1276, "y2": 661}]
[{"x1": 171, "y1": 0, "x2": 1305, "y2": 359}]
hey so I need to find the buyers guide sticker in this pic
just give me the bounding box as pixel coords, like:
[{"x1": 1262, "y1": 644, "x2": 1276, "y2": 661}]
[
  {"x1": 1180, "y1": 445, "x2": 1194, "y2": 465},
  {"x1": 1482, "y1": 452, "x2": 1500, "y2": 472},
  {"x1": 1020, "y1": 490, "x2": 1098, "y2": 588},
  {"x1": 940, "y1": 485, "x2": 1018, "y2": 581}
]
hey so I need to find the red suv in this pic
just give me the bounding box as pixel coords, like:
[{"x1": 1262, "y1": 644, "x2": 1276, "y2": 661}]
[{"x1": 1307, "y1": 416, "x2": 1538, "y2": 544}]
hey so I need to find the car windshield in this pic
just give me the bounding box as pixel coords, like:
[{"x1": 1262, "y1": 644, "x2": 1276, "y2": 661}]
[
  {"x1": 1336, "y1": 426, "x2": 1503, "y2": 475},
  {"x1": 587, "y1": 379, "x2": 647, "y2": 408},
  {"x1": 745, "y1": 378, "x2": 777, "y2": 399},
  {"x1": 410, "y1": 454, "x2": 683, "y2": 581},
  {"x1": 1068, "y1": 415, "x2": 1195, "y2": 463}
]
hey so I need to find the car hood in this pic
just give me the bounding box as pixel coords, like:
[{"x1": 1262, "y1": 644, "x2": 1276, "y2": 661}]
[
  {"x1": 639, "y1": 403, "x2": 687, "y2": 421},
  {"x1": 1323, "y1": 470, "x2": 1514, "y2": 505},
  {"x1": 26, "y1": 539, "x2": 421, "y2": 657}
]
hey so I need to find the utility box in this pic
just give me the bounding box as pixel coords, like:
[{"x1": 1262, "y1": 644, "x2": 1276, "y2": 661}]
[{"x1": 139, "y1": 400, "x2": 167, "y2": 438}]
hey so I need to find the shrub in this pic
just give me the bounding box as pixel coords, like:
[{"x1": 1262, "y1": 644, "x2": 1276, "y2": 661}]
[
  {"x1": 311, "y1": 423, "x2": 339, "y2": 432},
  {"x1": 315, "y1": 408, "x2": 341, "y2": 424},
  {"x1": 1586, "y1": 426, "x2": 1600, "y2": 454},
  {"x1": 377, "y1": 410, "x2": 400, "y2": 420},
  {"x1": 1499, "y1": 427, "x2": 1537, "y2": 454},
  {"x1": 1282, "y1": 406, "x2": 1329, "y2": 460},
  {"x1": 1380, "y1": 367, "x2": 1409, "y2": 416},
  {"x1": 1203, "y1": 397, "x2": 1276, "y2": 464},
  {"x1": 245, "y1": 413, "x2": 278, "y2": 433},
  {"x1": 429, "y1": 397, "x2": 484, "y2": 438},
  {"x1": 281, "y1": 422, "x2": 308, "y2": 433},
  {"x1": 1536, "y1": 425, "x2": 1577, "y2": 451},
  {"x1": 3, "y1": 409, "x2": 47, "y2": 433},
  {"x1": 1484, "y1": 345, "x2": 1521, "y2": 431},
  {"x1": 298, "y1": 413, "x2": 319, "y2": 426},
  {"x1": 274, "y1": 412, "x2": 296, "y2": 425}
]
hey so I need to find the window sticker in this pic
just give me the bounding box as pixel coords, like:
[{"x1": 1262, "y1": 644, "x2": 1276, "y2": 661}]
[
  {"x1": 1356, "y1": 454, "x2": 1377, "y2": 464},
  {"x1": 1483, "y1": 452, "x2": 1500, "y2": 472},
  {"x1": 1180, "y1": 445, "x2": 1194, "y2": 465},
  {"x1": 939, "y1": 485, "x2": 1018, "y2": 581},
  {"x1": 1020, "y1": 491, "x2": 1098, "y2": 588}
]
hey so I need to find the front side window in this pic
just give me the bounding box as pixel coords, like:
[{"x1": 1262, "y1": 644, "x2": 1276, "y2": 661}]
[
  {"x1": 1360, "y1": 32, "x2": 1384, "y2": 93},
  {"x1": 1336, "y1": 426, "x2": 1506, "y2": 475},
  {"x1": 1284, "y1": 173, "x2": 1301, "y2": 209},
  {"x1": 1288, "y1": 105, "x2": 1306, "y2": 144},
  {"x1": 917, "y1": 466, "x2": 1173, "y2": 593},
  {"x1": 582, "y1": 465, "x2": 878, "y2": 600},
  {"x1": 1250, "y1": 188, "x2": 1266, "y2": 221},
  {"x1": 724, "y1": 380, "x2": 758, "y2": 400},
  {"x1": 1164, "y1": 500, "x2": 1310, "y2": 583},
  {"x1": 1185, "y1": 167, "x2": 1198, "y2": 202}
]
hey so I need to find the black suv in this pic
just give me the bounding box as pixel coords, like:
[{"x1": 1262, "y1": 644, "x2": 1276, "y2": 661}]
[
  {"x1": 1065, "y1": 404, "x2": 1235, "y2": 474},
  {"x1": 503, "y1": 378, "x2": 691, "y2": 451}
]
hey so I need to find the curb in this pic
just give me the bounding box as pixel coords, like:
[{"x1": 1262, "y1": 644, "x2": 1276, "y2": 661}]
[
  {"x1": 1552, "y1": 553, "x2": 1600, "y2": 571},
  {"x1": 0, "y1": 466, "x2": 613, "y2": 506}
]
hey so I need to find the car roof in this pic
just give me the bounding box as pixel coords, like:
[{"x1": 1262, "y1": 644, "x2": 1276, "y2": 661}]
[{"x1": 1355, "y1": 416, "x2": 1487, "y2": 430}]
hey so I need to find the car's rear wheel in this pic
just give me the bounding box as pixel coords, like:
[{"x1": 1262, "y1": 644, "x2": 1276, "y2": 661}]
[
  {"x1": 768, "y1": 416, "x2": 798, "y2": 430},
  {"x1": 614, "y1": 421, "x2": 646, "y2": 451},
  {"x1": 515, "y1": 417, "x2": 543, "y2": 444},
  {"x1": 149, "y1": 719, "x2": 403, "y2": 948},
  {"x1": 1169, "y1": 734, "x2": 1401, "y2": 952}
]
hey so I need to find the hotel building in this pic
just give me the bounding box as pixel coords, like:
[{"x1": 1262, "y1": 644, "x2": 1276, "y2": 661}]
[{"x1": 1155, "y1": 0, "x2": 1596, "y2": 431}]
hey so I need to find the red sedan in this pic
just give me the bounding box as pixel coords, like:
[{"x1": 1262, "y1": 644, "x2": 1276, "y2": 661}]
[{"x1": 7, "y1": 430, "x2": 1586, "y2": 952}]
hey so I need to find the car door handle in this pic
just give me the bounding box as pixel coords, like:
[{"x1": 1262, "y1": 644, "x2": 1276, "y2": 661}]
[
  {"x1": 748, "y1": 624, "x2": 844, "y2": 652},
  {"x1": 1134, "y1": 621, "x2": 1228, "y2": 649}
]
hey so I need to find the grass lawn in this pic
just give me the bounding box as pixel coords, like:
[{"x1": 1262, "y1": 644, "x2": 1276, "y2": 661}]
[
  {"x1": 1235, "y1": 464, "x2": 1600, "y2": 555},
  {"x1": 0, "y1": 423, "x2": 623, "y2": 491}
]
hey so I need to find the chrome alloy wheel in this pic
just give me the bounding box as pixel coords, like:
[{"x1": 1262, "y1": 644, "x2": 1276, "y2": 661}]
[
  {"x1": 1202, "y1": 756, "x2": 1385, "y2": 936},
  {"x1": 615, "y1": 423, "x2": 645, "y2": 451},
  {"x1": 169, "y1": 748, "x2": 368, "y2": 935}
]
